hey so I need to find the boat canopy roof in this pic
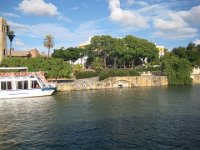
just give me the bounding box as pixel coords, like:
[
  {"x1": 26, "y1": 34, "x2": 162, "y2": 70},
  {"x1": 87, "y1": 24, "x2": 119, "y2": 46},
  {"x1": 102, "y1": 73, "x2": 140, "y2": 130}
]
[{"x1": 0, "y1": 67, "x2": 28, "y2": 72}]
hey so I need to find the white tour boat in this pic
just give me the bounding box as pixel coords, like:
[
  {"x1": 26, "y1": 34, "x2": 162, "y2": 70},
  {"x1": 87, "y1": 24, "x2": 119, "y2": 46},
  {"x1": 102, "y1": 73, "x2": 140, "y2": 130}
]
[{"x1": 0, "y1": 67, "x2": 56, "y2": 99}]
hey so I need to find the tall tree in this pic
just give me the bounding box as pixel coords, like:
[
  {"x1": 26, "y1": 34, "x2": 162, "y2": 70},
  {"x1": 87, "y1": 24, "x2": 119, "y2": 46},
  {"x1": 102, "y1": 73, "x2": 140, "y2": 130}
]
[
  {"x1": 110, "y1": 38, "x2": 125, "y2": 68},
  {"x1": 43, "y1": 34, "x2": 54, "y2": 58},
  {"x1": 89, "y1": 35, "x2": 113, "y2": 68},
  {"x1": 162, "y1": 56, "x2": 192, "y2": 85},
  {"x1": 6, "y1": 25, "x2": 15, "y2": 57}
]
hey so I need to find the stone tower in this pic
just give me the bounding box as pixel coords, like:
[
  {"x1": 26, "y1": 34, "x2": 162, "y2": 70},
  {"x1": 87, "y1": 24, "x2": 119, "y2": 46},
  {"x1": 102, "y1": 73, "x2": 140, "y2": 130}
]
[{"x1": 0, "y1": 17, "x2": 7, "y2": 62}]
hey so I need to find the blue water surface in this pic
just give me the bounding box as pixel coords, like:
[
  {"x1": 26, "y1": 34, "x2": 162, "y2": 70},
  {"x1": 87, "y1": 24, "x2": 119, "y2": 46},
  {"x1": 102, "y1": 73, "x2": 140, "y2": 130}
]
[{"x1": 0, "y1": 85, "x2": 200, "y2": 149}]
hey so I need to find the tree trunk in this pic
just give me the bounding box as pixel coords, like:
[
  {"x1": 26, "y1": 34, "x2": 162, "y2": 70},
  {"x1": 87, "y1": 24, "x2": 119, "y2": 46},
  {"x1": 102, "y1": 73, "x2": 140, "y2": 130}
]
[
  {"x1": 114, "y1": 57, "x2": 117, "y2": 69},
  {"x1": 48, "y1": 48, "x2": 50, "y2": 58},
  {"x1": 131, "y1": 59, "x2": 134, "y2": 68},
  {"x1": 103, "y1": 56, "x2": 107, "y2": 69},
  {"x1": 123, "y1": 61, "x2": 126, "y2": 69},
  {"x1": 10, "y1": 41, "x2": 12, "y2": 57}
]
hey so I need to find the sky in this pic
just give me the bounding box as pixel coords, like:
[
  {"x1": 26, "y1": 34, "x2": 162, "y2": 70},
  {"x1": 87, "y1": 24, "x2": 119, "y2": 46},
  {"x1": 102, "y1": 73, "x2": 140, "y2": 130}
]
[{"x1": 1, "y1": 0, "x2": 200, "y2": 54}]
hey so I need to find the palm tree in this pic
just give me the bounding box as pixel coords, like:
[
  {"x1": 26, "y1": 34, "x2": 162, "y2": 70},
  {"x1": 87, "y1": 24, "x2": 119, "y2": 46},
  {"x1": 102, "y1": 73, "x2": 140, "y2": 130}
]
[
  {"x1": 6, "y1": 25, "x2": 15, "y2": 57},
  {"x1": 43, "y1": 34, "x2": 54, "y2": 58}
]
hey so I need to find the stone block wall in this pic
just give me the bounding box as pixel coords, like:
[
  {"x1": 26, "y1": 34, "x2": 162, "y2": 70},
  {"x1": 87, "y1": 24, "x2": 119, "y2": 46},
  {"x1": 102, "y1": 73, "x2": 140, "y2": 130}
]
[{"x1": 57, "y1": 75, "x2": 168, "y2": 91}]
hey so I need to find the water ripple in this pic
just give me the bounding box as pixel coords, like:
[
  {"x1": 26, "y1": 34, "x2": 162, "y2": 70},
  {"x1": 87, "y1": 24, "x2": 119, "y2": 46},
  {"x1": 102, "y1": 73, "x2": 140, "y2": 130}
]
[{"x1": 1, "y1": 86, "x2": 200, "y2": 149}]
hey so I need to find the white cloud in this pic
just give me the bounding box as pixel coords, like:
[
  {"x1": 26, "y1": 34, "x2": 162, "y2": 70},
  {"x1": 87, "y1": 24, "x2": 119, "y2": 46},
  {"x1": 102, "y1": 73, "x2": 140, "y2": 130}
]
[
  {"x1": 7, "y1": 21, "x2": 30, "y2": 35},
  {"x1": 16, "y1": 0, "x2": 60, "y2": 16},
  {"x1": 7, "y1": 20, "x2": 105, "y2": 51},
  {"x1": 179, "y1": 6, "x2": 200, "y2": 26},
  {"x1": 152, "y1": 5, "x2": 200, "y2": 40},
  {"x1": 138, "y1": 3, "x2": 168, "y2": 15},
  {"x1": 153, "y1": 27, "x2": 197, "y2": 40},
  {"x1": 108, "y1": 1, "x2": 199, "y2": 40},
  {"x1": 1, "y1": 12, "x2": 20, "y2": 18},
  {"x1": 14, "y1": 38, "x2": 26, "y2": 47},
  {"x1": 193, "y1": 39, "x2": 200, "y2": 45},
  {"x1": 109, "y1": 0, "x2": 148, "y2": 29},
  {"x1": 154, "y1": 13, "x2": 187, "y2": 31}
]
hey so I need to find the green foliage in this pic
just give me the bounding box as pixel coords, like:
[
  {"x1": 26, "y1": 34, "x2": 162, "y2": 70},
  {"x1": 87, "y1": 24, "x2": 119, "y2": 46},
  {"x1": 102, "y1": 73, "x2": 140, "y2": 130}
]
[
  {"x1": 72, "y1": 64, "x2": 85, "y2": 75},
  {"x1": 91, "y1": 57, "x2": 104, "y2": 71},
  {"x1": 135, "y1": 66, "x2": 161, "y2": 72},
  {"x1": 162, "y1": 56, "x2": 192, "y2": 85},
  {"x1": 52, "y1": 47, "x2": 87, "y2": 63},
  {"x1": 76, "y1": 71, "x2": 98, "y2": 79},
  {"x1": 0, "y1": 57, "x2": 72, "y2": 79},
  {"x1": 172, "y1": 43, "x2": 200, "y2": 66},
  {"x1": 129, "y1": 69, "x2": 141, "y2": 76},
  {"x1": 74, "y1": 35, "x2": 159, "y2": 69},
  {"x1": 114, "y1": 69, "x2": 130, "y2": 76},
  {"x1": 99, "y1": 69, "x2": 140, "y2": 80}
]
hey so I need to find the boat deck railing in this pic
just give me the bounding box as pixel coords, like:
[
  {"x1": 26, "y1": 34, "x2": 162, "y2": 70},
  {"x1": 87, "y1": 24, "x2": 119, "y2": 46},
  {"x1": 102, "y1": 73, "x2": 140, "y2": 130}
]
[{"x1": 0, "y1": 71, "x2": 44, "y2": 77}]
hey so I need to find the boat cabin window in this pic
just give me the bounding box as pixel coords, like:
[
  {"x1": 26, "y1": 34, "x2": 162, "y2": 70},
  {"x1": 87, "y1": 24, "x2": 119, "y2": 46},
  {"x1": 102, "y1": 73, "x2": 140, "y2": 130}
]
[
  {"x1": 17, "y1": 81, "x2": 28, "y2": 89},
  {"x1": 32, "y1": 80, "x2": 40, "y2": 88},
  {"x1": 1, "y1": 81, "x2": 12, "y2": 90}
]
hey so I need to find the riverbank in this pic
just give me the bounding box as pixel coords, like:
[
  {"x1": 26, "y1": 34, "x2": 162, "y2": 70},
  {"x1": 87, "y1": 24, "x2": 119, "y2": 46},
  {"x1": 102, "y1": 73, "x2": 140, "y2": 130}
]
[
  {"x1": 56, "y1": 75, "x2": 168, "y2": 91},
  {"x1": 55, "y1": 74, "x2": 200, "y2": 92}
]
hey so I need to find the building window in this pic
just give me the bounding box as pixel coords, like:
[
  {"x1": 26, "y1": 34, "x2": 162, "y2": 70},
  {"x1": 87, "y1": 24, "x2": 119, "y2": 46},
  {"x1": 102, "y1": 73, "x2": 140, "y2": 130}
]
[{"x1": 3, "y1": 49, "x2": 6, "y2": 56}]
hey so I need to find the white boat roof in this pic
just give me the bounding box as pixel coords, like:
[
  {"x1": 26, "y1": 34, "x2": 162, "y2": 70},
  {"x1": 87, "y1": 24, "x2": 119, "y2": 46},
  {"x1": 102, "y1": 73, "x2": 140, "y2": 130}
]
[{"x1": 0, "y1": 67, "x2": 28, "y2": 71}]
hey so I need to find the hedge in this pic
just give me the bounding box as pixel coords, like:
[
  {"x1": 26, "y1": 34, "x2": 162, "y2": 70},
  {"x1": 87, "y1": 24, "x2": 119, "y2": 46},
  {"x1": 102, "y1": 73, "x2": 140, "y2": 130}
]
[
  {"x1": 99, "y1": 69, "x2": 140, "y2": 81},
  {"x1": 76, "y1": 71, "x2": 98, "y2": 79}
]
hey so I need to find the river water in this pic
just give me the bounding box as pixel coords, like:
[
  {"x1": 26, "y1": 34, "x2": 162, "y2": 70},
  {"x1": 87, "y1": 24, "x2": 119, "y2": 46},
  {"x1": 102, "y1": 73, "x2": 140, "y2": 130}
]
[{"x1": 1, "y1": 85, "x2": 200, "y2": 149}]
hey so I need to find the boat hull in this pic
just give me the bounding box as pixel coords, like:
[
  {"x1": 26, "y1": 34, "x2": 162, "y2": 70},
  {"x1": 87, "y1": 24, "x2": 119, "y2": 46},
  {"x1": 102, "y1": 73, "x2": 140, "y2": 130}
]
[{"x1": 0, "y1": 88, "x2": 55, "y2": 99}]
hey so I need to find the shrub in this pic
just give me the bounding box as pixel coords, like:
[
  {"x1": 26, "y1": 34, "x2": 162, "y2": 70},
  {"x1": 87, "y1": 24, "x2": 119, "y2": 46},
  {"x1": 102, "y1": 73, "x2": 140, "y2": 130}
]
[
  {"x1": 91, "y1": 57, "x2": 104, "y2": 71},
  {"x1": 72, "y1": 64, "x2": 85, "y2": 75},
  {"x1": 76, "y1": 71, "x2": 98, "y2": 79},
  {"x1": 135, "y1": 66, "x2": 161, "y2": 72},
  {"x1": 129, "y1": 69, "x2": 140, "y2": 76},
  {"x1": 98, "y1": 70, "x2": 111, "y2": 81},
  {"x1": 99, "y1": 69, "x2": 140, "y2": 80},
  {"x1": 162, "y1": 56, "x2": 192, "y2": 85}
]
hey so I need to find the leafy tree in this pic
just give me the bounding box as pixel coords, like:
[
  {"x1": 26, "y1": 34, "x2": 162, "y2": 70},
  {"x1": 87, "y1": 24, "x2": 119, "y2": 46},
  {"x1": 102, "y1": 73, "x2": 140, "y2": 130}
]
[
  {"x1": 172, "y1": 43, "x2": 200, "y2": 66},
  {"x1": 44, "y1": 34, "x2": 54, "y2": 58},
  {"x1": 89, "y1": 35, "x2": 113, "y2": 68},
  {"x1": 52, "y1": 47, "x2": 86, "y2": 64},
  {"x1": 91, "y1": 57, "x2": 104, "y2": 71},
  {"x1": 72, "y1": 64, "x2": 85, "y2": 75},
  {"x1": 110, "y1": 38, "x2": 126, "y2": 68},
  {"x1": 53, "y1": 35, "x2": 159, "y2": 69},
  {"x1": 162, "y1": 56, "x2": 192, "y2": 85},
  {"x1": 123, "y1": 35, "x2": 137, "y2": 68},
  {"x1": 52, "y1": 49, "x2": 66, "y2": 60},
  {"x1": 172, "y1": 47, "x2": 187, "y2": 58}
]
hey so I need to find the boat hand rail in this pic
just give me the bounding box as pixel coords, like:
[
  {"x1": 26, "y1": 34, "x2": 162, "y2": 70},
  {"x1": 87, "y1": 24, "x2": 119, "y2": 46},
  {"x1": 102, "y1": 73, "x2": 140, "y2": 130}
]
[{"x1": 0, "y1": 71, "x2": 45, "y2": 77}]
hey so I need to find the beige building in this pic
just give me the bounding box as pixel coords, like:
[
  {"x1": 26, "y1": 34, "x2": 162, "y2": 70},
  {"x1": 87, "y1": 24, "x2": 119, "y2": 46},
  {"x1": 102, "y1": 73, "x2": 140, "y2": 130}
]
[
  {"x1": 0, "y1": 17, "x2": 7, "y2": 62},
  {"x1": 9, "y1": 48, "x2": 41, "y2": 58},
  {"x1": 156, "y1": 45, "x2": 165, "y2": 57}
]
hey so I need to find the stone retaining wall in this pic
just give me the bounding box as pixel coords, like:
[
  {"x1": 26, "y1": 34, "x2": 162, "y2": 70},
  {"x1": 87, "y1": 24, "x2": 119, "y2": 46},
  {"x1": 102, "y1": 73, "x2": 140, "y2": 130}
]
[
  {"x1": 57, "y1": 76, "x2": 168, "y2": 91},
  {"x1": 191, "y1": 74, "x2": 200, "y2": 84}
]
